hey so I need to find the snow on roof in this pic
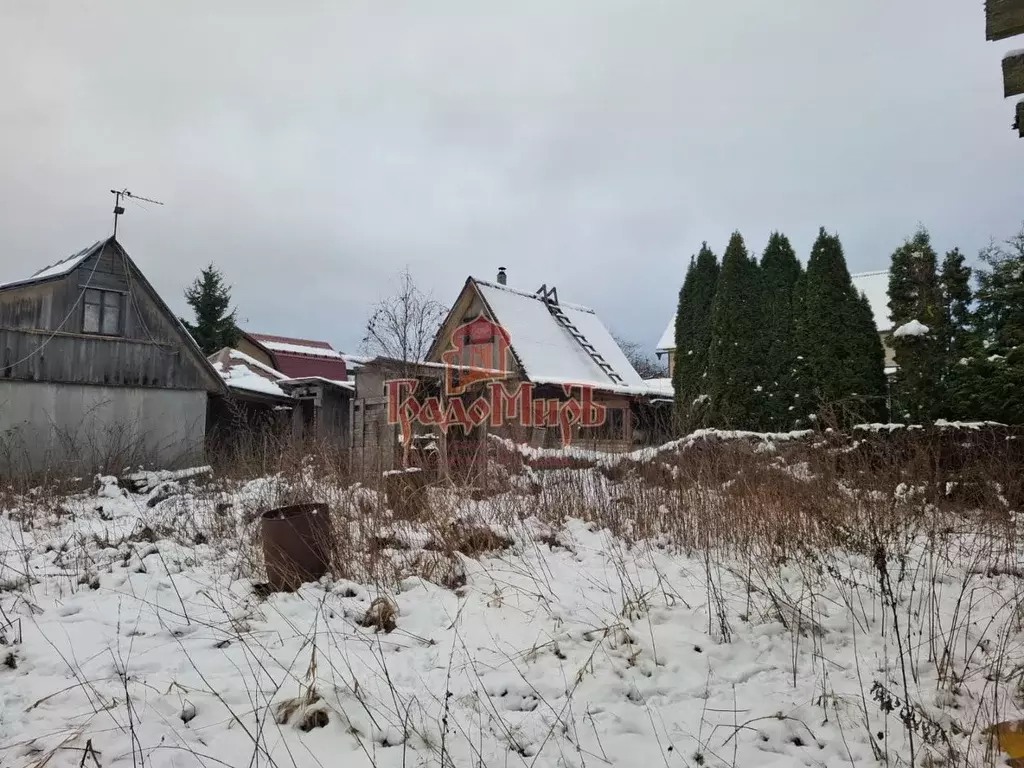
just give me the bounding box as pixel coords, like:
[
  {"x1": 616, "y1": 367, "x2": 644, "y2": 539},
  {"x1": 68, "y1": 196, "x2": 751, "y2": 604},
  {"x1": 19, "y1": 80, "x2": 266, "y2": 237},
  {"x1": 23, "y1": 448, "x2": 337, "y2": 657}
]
[
  {"x1": 278, "y1": 376, "x2": 355, "y2": 391},
  {"x1": 0, "y1": 239, "x2": 107, "y2": 290},
  {"x1": 851, "y1": 271, "x2": 891, "y2": 332},
  {"x1": 643, "y1": 377, "x2": 674, "y2": 398},
  {"x1": 248, "y1": 334, "x2": 344, "y2": 359},
  {"x1": 342, "y1": 354, "x2": 370, "y2": 369},
  {"x1": 893, "y1": 319, "x2": 929, "y2": 338},
  {"x1": 473, "y1": 279, "x2": 652, "y2": 394},
  {"x1": 656, "y1": 313, "x2": 676, "y2": 352},
  {"x1": 208, "y1": 347, "x2": 291, "y2": 399}
]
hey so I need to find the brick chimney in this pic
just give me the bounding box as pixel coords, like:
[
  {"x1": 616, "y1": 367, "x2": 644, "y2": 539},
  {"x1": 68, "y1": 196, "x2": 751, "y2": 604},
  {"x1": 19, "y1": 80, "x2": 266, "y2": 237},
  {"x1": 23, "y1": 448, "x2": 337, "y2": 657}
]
[{"x1": 497, "y1": 267, "x2": 507, "y2": 285}]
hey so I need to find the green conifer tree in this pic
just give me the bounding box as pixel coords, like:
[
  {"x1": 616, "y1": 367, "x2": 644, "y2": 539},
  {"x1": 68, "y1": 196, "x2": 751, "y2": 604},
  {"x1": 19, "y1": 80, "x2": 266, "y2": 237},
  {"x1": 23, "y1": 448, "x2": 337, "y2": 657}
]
[
  {"x1": 789, "y1": 270, "x2": 814, "y2": 427},
  {"x1": 673, "y1": 243, "x2": 719, "y2": 430},
  {"x1": 759, "y1": 232, "x2": 803, "y2": 429},
  {"x1": 969, "y1": 225, "x2": 1024, "y2": 424},
  {"x1": 181, "y1": 264, "x2": 240, "y2": 355},
  {"x1": 887, "y1": 229, "x2": 944, "y2": 422},
  {"x1": 707, "y1": 232, "x2": 762, "y2": 427},
  {"x1": 938, "y1": 248, "x2": 978, "y2": 420},
  {"x1": 803, "y1": 228, "x2": 885, "y2": 424},
  {"x1": 846, "y1": 291, "x2": 889, "y2": 422}
]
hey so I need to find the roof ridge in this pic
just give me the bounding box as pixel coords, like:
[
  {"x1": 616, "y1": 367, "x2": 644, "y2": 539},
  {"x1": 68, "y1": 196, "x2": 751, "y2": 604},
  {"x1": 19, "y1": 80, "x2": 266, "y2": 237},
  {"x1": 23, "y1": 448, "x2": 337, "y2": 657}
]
[
  {"x1": 472, "y1": 277, "x2": 595, "y2": 314},
  {"x1": 248, "y1": 332, "x2": 334, "y2": 346}
]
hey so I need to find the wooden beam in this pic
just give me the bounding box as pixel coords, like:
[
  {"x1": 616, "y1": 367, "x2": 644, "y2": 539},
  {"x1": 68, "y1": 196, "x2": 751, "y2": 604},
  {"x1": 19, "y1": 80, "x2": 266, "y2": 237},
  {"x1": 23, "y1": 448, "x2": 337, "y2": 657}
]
[
  {"x1": 1005, "y1": 51, "x2": 1024, "y2": 97},
  {"x1": 987, "y1": 0, "x2": 1024, "y2": 41},
  {"x1": 1015, "y1": 99, "x2": 1024, "y2": 137}
]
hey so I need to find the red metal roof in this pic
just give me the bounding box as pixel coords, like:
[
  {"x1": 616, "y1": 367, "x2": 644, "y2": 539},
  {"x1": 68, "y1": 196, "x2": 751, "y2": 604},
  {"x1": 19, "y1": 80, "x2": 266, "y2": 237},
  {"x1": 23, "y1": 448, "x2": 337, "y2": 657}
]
[{"x1": 245, "y1": 332, "x2": 348, "y2": 382}]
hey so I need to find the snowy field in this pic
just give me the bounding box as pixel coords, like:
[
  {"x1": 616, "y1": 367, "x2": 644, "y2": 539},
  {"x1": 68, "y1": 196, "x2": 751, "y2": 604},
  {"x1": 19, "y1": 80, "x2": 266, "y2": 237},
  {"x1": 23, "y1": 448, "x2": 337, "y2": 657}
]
[{"x1": 1, "y1": 438, "x2": 1023, "y2": 767}]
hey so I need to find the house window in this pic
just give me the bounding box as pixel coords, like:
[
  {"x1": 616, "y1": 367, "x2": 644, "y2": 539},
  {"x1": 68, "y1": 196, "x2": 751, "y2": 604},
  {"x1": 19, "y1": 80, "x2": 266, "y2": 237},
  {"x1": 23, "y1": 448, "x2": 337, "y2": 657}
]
[{"x1": 83, "y1": 289, "x2": 122, "y2": 335}]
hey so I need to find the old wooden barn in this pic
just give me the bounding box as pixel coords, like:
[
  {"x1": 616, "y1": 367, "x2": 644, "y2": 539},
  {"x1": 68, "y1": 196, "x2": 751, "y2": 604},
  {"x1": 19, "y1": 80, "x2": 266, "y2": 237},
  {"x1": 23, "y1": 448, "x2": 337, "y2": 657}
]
[{"x1": 0, "y1": 236, "x2": 226, "y2": 474}]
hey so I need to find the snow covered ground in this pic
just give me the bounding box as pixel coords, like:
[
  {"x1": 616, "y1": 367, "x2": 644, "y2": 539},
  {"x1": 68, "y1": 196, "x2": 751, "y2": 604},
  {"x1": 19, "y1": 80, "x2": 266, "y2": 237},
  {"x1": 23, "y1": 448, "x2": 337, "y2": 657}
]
[{"x1": 1, "y1": 459, "x2": 1022, "y2": 767}]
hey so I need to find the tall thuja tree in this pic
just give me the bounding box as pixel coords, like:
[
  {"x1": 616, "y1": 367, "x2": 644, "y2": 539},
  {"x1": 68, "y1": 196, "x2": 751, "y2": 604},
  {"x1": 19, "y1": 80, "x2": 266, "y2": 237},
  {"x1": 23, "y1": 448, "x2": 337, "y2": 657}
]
[
  {"x1": 672, "y1": 243, "x2": 719, "y2": 430},
  {"x1": 888, "y1": 228, "x2": 945, "y2": 422},
  {"x1": 759, "y1": 232, "x2": 803, "y2": 429},
  {"x1": 707, "y1": 232, "x2": 762, "y2": 427},
  {"x1": 846, "y1": 291, "x2": 889, "y2": 422},
  {"x1": 970, "y1": 225, "x2": 1024, "y2": 423},
  {"x1": 938, "y1": 248, "x2": 979, "y2": 419},
  {"x1": 803, "y1": 228, "x2": 884, "y2": 423},
  {"x1": 789, "y1": 271, "x2": 815, "y2": 426},
  {"x1": 181, "y1": 264, "x2": 240, "y2": 355}
]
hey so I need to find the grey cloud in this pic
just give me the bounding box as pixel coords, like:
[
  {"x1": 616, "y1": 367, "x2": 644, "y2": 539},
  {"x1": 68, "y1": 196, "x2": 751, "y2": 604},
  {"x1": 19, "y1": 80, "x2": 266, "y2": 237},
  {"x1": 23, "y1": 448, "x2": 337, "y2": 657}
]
[{"x1": 1, "y1": 0, "x2": 1021, "y2": 354}]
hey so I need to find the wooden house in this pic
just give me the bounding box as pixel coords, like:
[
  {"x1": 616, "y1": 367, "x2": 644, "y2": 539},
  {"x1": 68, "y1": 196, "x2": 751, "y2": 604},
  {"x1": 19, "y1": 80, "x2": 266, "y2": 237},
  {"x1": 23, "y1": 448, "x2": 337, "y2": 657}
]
[
  {"x1": 234, "y1": 331, "x2": 354, "y2": 445},
  {"x1": 0, "y1": 237, "x2": 225, "y2": 474},
  {"x1": 350, "y1": 269, "x2": 672, "y2": 472}
]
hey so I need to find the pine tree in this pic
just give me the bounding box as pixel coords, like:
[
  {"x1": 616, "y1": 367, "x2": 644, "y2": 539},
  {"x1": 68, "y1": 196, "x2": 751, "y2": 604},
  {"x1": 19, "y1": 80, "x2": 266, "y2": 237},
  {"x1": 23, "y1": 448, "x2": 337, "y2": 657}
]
[
  {"x1": 803, "y1": 228, "x2": 885, "y2": 423},
  {"x1": 888, "y1": 228, "x2": 944, "y2": 422},
  {"x1": 758, "y1": 232, "x2": 803, "y2": 429},
  {"x1": 707, "y1": 232, "x2": 762, "y2": 428},
  {"x1": 181, "y1": 264, "x2": 240, "y2": 355},
  {"x1": 673, "y1": 243, "x2": 719, "y2": 430}
]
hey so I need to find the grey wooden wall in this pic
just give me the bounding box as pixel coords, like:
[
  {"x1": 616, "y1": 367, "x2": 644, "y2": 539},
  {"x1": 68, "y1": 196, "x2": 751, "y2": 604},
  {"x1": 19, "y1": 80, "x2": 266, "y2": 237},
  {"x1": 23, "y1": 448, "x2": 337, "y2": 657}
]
[{"x1": 0, "y1": 242, "x2": 219, "y2": 391}]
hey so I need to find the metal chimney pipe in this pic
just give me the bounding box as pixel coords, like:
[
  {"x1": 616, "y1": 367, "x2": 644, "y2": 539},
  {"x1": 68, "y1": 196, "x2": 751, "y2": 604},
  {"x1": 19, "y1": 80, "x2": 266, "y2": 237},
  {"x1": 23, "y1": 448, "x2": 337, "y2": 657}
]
[{"x1": 497, "y1": 267, "x2": 507, "y2": 285}]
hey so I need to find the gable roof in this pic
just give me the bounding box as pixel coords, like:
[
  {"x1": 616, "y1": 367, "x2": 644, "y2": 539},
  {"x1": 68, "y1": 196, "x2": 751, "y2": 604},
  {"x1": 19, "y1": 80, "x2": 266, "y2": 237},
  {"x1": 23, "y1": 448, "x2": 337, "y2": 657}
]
[
  {"x1": 656, "y1": 268, "x2": 893, "y2": 352},
  {"x1": 656, "y1": 314, "x2": 676, "y2": 353},
  {"x1": 0, "y1": 239, "x2": 107, "y2": 291},
  {"x1": 208, "y1": 347, "x2": 291, "y2": 400},
  {"x1": 1, "y1": 236, "x2": 227, "y2": 394},
  {"x1": 448, "y1": 278, "x2": 654, "y2": 395},
  {"x1": 242, "y1": 331, "x2": 348, "y2": 381}
]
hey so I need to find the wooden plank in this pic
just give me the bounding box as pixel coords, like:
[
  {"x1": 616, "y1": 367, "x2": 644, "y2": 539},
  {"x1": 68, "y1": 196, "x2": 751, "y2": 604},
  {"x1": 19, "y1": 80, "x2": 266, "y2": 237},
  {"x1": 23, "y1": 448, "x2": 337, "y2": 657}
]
[
  {"x1": 1004, "y1": 51, "x2": 1024, "y2": 97},
  {"x1": 987, "y1": 0, "x2": 1024, "y2": 40}
]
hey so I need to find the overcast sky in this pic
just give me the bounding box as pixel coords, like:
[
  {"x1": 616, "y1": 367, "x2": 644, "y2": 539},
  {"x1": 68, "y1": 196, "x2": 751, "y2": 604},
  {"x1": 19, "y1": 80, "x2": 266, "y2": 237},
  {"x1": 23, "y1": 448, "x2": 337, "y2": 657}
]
[{"x1": 1, "y1": 1, "x2": 1021, "y2": 355}]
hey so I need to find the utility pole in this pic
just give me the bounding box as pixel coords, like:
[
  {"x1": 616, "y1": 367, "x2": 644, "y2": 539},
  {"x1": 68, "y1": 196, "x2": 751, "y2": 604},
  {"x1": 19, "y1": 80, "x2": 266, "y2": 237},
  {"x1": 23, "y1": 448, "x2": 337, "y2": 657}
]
[{"x1": 111, "y1": 188, "x2": 164, "y2": 237}]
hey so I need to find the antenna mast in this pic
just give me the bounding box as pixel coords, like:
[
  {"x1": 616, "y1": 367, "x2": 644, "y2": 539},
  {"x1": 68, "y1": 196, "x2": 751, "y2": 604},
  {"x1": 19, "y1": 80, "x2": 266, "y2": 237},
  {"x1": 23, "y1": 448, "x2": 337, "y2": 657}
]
[{"x1": 111, "y1": 188, "x2": 164, "y2": 237}]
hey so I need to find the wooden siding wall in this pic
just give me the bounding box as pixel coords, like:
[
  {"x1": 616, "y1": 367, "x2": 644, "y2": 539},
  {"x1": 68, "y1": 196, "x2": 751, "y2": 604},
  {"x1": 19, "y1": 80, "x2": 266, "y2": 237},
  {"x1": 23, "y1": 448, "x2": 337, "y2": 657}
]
[
  {"x1": 236, "y1": 336, "x2": 275, "y2": 369},
  {"x1": 0, "y1": 245, "x2": 216, "y2": 391},
  {"x1": 1005, "y1": 52, "x2": 1024, "y2": 97}
]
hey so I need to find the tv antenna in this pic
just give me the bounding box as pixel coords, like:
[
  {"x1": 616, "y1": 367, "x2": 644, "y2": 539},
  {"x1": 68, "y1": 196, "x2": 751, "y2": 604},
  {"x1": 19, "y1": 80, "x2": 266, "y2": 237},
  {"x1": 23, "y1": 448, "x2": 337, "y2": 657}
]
[{"x1": 111, "y1": 188, "x2": 164, "y2": 237}]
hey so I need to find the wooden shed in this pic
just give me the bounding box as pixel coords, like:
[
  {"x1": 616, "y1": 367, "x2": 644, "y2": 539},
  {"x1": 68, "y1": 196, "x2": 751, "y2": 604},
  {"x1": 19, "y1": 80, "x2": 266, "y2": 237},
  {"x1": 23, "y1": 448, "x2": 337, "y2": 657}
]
[{"x1": 0, "y1": 236, "x2": 226, "y2": 475}]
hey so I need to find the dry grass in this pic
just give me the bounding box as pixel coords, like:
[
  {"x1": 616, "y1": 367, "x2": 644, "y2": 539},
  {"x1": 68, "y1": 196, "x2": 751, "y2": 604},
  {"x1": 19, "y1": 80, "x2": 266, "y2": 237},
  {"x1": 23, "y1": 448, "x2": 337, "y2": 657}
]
[{"x1": 4, "y1": 424, "x2": 1024, "y2": 766}]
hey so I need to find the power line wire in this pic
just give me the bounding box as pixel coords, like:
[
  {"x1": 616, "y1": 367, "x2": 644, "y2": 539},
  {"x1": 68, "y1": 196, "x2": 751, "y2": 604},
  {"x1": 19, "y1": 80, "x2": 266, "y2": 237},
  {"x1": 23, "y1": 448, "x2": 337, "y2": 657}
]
[{"x1": 4, "y1": 243, "x2": 106, "y2": 371}]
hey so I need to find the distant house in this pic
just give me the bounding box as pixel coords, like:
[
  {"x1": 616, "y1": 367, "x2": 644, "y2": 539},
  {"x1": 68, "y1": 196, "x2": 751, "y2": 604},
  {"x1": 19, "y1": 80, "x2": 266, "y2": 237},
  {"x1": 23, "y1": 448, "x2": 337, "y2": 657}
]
[
  {"x1": 0, "y1": 237, "x2": 226, "y2": 474},
  {"x1": 655, "y1": 269, "x2": 896, "y2": 379},
  {"x1": 234, "y1": 331, "x2": 353, "y2": 446},
  {"x1": 206, "y1": 347, "x2": 294, "y2": 456},
  {"x1": 351, "y1": 269, "x2": 672, "y2": 470},
  {"x1": 237, "y1": 332, "x2": 349, "y2": 381}
]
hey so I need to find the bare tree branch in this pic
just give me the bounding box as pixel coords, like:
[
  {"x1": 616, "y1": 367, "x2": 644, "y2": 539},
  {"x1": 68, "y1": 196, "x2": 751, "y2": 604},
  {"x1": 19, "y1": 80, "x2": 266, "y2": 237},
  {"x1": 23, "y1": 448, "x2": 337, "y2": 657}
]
[
  {"x1": 612, "y1": 333, "x2": 667, "y2": 379},
  {"x1": 361, "y1": 268, "x2": 448, "y2": 369}
]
